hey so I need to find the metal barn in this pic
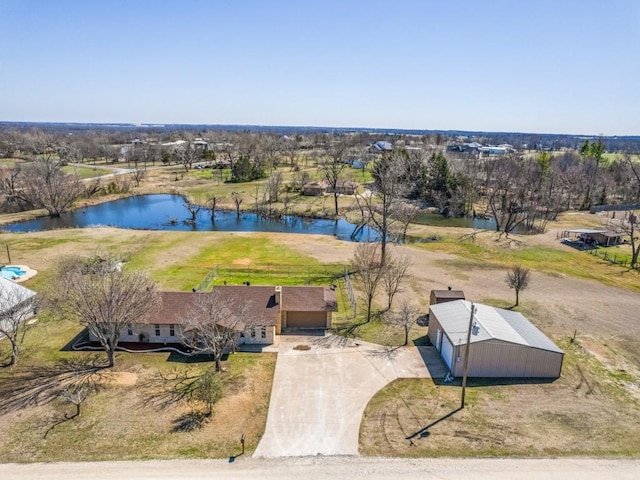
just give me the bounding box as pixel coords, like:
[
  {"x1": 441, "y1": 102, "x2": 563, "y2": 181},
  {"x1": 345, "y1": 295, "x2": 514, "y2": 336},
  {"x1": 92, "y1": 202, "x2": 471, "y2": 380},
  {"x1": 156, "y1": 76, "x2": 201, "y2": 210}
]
[{"x1": 428, "y1": 300, "x2": 564, "y2": 378}]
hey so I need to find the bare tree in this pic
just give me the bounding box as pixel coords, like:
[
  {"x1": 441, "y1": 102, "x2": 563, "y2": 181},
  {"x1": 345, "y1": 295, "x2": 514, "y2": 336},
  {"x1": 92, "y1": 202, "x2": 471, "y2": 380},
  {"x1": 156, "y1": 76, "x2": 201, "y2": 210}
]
[
  {"x1": 506, "y1": 265, "x2": 531, "y2": 307},
  {"x1": 208, "y1": 196, "x2": 219, "y2": 222},
  {"x1": 192, "y1": 369, "x2": 223, "y2": 416},
  {"x1": 357, "y1": 152, "x2": 409, "y2": 265},
  {"x1": 608, "y1": 210, "x2": 640, "y2": 268},
  {"x1": 266, "y1": 170, "x2": 284, "y2": 203},
  {"x1": 291, "y1": 170, "x2": 310, "y2": 192},
  {"x1": 350, "y1": 243, "x2": 386, "y2": 323},
  {"x1": 380, "y1": 254, "x2": 410, "y2": 310},
  {"x1": 174, "y1": 142, "x2": 201, "y2": 171},
  {"x1": 384, "y1": 300, "x2": 420, "y2": 346},
  {"x1": 60, "y1": 385, "x2": 91, "y2": 417},
  {"x1": 0, "y1": 282, "x2": 37, "y2": 367},
  {"x1": 392, "y1": 202, "x2": 420, "y2": 242},
  {"x1": 0, "y1": 155, "x2": 84, "y2": 217},
  {"x1": 184, "y1": 201, "x2": 201, "y2": 224},
  {"x1": 131, "y1": 165, "x2": 146, "y2": 187},
  {"x1": 231, "y1": 191, "x2": 243, "y2": 219},
  {"x1": 321, "y1": 141, "x2": 349, "y2": 216},
  {"x1": 179, "y1": 289, "x2": 250, "y2": 372},
  {"x1": 46, "y1": 256, "x2": 160, "y2": 368}
]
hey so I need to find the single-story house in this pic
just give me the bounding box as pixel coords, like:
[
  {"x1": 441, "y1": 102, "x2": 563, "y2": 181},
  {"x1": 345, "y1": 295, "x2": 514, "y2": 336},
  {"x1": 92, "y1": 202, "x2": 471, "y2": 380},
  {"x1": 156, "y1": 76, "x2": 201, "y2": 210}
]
[
  {"x1": 302, "y1": 180, "x2": 329, "y2": 196},
  {"x1": 327, "y1": 180, "x2": 358, "y2": 195},
  {"x1": 428, "y1": 300, "x2": 564, "y2": 378},
  {"x1": 99, "y1": 285, "x2": 338, "y2": 347}
]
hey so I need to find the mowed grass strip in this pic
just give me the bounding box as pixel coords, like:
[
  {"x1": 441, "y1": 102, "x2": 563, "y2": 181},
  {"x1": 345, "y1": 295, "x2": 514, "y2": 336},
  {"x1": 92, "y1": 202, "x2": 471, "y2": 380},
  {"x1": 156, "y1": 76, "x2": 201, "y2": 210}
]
[{"x1": 148, "y1": 233, "x2": 344, "y2": 290}]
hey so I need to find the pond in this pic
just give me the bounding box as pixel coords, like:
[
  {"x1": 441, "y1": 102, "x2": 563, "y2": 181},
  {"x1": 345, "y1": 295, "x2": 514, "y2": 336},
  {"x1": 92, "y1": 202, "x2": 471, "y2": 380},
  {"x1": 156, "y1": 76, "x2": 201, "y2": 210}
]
[
  {"x1": 414, "y1": 212, "x2": 497, "y2": 230},
  {"x1": 2, "y1": 194, "x2": 380, "y2": 241}
]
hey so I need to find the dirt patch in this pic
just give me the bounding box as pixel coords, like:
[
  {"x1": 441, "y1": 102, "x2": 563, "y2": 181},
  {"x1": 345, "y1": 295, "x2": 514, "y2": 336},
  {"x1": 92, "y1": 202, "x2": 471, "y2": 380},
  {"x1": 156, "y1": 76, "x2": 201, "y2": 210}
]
[
  {"x1": 293, "y1": 344, "x2": 311, "y2": 351},
  {"x1": 97, "y1": 371, "x2": 138, "y2": 386},
  {"x1": 232, "y1": 258, "x2": 252, "y2": 266}
]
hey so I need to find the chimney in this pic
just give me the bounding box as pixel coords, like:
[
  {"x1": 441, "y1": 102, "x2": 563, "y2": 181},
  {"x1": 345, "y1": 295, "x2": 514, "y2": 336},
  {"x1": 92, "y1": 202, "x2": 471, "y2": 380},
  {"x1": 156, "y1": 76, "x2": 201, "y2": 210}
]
[{"x1": 275, "y1": 286, "x2": 283, "y2": 334}]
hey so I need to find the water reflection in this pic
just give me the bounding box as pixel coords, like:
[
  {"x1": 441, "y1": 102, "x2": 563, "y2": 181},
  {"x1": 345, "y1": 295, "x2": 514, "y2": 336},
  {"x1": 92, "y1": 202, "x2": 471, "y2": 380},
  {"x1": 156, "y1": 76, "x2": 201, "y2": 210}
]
[{"x1": 4, "y1": 194, "x2": 379, "y2": 241}]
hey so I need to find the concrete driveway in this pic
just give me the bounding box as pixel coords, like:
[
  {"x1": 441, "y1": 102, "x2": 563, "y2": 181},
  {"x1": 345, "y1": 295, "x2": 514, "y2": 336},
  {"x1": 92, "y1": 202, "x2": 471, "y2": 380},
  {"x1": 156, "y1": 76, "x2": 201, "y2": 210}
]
[{"x1": 253, "y1": 334, "x2": 446, "y2": 458}]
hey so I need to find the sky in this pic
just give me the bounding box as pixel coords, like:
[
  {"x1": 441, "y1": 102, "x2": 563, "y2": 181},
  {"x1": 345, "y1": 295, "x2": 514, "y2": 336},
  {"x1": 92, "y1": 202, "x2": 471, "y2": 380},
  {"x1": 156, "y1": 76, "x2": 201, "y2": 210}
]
[{"x1": 1, "y1": 0, "x2": 639, "y2": 135}]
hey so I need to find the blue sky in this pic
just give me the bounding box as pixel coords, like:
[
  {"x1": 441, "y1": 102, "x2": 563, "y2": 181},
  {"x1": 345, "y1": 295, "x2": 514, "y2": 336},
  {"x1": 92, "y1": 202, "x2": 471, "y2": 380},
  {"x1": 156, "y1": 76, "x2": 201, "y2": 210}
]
[{"x1": 1, "y1": 0, "x2": 639, "y2": 135}]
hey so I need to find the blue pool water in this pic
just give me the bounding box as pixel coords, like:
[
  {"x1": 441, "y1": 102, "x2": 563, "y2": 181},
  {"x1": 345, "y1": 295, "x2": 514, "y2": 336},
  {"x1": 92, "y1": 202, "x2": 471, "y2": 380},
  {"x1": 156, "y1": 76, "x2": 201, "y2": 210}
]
[{"x1": 1, "y1": 266, "x2": 26, "y2": 280}]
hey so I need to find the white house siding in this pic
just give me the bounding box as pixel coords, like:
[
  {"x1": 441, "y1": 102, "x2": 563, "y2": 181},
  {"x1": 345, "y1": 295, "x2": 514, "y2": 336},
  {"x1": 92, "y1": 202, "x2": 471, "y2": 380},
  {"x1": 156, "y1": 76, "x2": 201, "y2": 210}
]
[
  {"x1": 238, "y1": 325, "x2": 274, "y2": 345},
  {"x1": 88, "y1": 324, "x2": 183, "y2": 344}
]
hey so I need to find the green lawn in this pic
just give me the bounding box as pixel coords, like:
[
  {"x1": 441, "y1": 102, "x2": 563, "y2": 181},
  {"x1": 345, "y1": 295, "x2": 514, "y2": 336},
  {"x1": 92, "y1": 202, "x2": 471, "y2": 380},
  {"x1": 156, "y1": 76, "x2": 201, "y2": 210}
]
[{"x1": 62, "y1": 165, "x2": 111, "y2": 178}]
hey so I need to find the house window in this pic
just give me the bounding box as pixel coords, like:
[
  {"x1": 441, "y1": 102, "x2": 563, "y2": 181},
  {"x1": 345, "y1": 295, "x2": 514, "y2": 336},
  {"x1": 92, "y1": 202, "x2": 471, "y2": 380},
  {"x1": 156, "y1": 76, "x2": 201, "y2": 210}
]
[
  {"x1": 261, "y1": 326, "x2": 266, "y2": 339},
  {"x1": 127, "y1": 325, "x2": 133, "y2": 336},
  {"x1": 155, "y1": 324, "x2": 161, "y2": 336},
  {"x1": 250, "y1": 327, "x2": 255, "y2": 338},
  {"x1": 169, "y1": 324, "x2": 175, "y2": 337}
]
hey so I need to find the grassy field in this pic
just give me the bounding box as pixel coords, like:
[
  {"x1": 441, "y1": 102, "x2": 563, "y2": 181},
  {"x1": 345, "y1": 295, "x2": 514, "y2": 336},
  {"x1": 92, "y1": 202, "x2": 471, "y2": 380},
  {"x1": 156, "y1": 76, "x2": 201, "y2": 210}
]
[
  {"x1": 1, "y1": 188, "x2": 639, "y2": 462},
  {"x1": 61, "y1": 165, "x2": 112, "y2": 178}
]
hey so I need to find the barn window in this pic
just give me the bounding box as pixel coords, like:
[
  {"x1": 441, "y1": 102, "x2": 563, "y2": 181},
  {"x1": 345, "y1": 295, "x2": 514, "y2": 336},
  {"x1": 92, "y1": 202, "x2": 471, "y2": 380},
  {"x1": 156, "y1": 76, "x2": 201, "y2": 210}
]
[
  {"x1": 155, "y1": 324, "x2": 161, "y2": 336},
  {"x1": 261, "y1": 327, "x2": 266, "y2": 339},
  {"x1": 250, "y1": 327, "x2": 256, "y2": 338},
  {"x1": 127, "y1": 325, "x2": 133, "y2": 336},
  {"x1": 169, "y1": 324, "x2": 175, "y2": 337}
]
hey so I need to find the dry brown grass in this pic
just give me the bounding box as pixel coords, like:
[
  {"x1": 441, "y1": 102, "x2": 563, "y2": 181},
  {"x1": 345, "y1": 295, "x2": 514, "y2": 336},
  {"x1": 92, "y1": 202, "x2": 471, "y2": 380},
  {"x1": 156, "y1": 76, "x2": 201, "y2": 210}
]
[
  {"x1": 360, "y1": 337, "x2": 640, "y2": 457},
  {"x1": 0, "y1": 352, "x2": 276, "y2": 462}
]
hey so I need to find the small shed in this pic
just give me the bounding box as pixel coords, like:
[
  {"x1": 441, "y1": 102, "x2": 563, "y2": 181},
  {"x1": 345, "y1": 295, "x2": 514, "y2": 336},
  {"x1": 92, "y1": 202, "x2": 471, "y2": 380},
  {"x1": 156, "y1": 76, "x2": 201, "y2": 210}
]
[
  {"x1": 428, "y1": 300, "x2": 564, "y2": 378},
  {"x1": 561, "y1": 228, "x2": 624, "y2": 247},
  {"x1": 429, "y1": 289, "x2": 465, "y2": 306}
]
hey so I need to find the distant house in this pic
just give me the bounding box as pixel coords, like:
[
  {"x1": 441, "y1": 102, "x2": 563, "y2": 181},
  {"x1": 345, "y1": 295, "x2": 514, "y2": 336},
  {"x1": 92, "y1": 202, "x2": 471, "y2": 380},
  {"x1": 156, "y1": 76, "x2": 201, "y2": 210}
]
[
  {"x1": 328, "y1": 180, "x2": 358, "y2": 195},
  {"x1": 368, "y1": 141, "x2": 393, "y2": 154},
  {"x1": 428, "y1": 300, "x2": 564, "y2": 378},
  {"x1": 92, "y1": 285, "x2": 338, "y2": 348},
  {"x1": 302, "y1": 180, "x2": 329, "y2": 196},
  {"x1": 447, "y1": 142, "x2": 514, "y2": 156}
]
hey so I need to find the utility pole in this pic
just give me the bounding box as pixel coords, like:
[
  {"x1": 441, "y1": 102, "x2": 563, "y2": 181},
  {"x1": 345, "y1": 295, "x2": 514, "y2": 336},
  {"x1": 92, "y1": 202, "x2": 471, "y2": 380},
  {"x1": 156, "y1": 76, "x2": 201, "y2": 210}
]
[{"x1": 460, "y1": 302, "x2": 475, "y2": 409}]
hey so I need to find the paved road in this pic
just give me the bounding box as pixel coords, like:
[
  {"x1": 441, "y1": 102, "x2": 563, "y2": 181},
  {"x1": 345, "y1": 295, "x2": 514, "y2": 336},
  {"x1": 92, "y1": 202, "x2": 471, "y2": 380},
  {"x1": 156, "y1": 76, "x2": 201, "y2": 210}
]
[
  {"x1": 2, "y1": 457, "x2": 639, "y2": 480},
  {"x1": 253, "y1": 334, "x2": 446, "y2": 457}
]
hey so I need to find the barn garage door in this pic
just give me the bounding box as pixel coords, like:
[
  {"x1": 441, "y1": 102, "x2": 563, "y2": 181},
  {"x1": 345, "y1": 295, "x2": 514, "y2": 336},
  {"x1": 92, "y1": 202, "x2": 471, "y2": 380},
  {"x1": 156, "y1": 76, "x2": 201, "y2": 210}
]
[
  {"x1": 441, "y1": 335, "x2": 454, "y2": 370},
  {"x1": 286, "y1": 311, "x2": 327, "y2": 329}
]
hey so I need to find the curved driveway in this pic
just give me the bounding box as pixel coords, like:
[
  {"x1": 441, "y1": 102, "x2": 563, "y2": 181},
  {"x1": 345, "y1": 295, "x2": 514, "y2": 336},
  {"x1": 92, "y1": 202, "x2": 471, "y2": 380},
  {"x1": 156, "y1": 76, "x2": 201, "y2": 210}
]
[{"x1": 253, "y1": 334, "x2": 446, "y2": 458}]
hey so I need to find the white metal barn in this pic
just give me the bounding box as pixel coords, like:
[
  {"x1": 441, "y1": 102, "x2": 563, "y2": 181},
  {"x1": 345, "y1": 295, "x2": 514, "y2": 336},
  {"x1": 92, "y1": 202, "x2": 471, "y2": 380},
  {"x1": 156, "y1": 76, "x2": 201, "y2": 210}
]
[{"x1": 428, "y1": 300, "x2": 564, "y2": 378}]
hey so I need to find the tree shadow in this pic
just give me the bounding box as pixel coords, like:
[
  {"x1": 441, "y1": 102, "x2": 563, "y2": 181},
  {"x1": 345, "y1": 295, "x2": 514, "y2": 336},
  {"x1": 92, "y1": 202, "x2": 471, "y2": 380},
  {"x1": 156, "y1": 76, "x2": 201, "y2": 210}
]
[
  {"x1": 166, "y1": 352, "x2": 216, "y2": 364},
  {"x1": 0, "y1": 354, "x2": 106, "y2": 414},
  {"x1": 171, "y1": 410, "x2": 210, "y2": 432}
]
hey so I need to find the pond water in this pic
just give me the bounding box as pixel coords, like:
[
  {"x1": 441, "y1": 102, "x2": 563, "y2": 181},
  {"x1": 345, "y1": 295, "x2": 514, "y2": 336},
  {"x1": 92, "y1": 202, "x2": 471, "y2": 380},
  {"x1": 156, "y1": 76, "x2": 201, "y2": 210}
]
[
  {"x1": 2, "y1": 194, "x2": 380, "y2": 241},
  {"x1": 414, "y1": 212, "x2": 497, "y2": 230}
]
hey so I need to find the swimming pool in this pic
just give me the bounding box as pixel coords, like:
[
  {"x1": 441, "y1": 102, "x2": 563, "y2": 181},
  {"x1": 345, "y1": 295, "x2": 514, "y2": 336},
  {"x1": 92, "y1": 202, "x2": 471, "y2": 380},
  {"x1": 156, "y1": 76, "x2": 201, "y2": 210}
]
[{"x1": 1, "y1": 266, "x2": 27, "y2": 280}]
